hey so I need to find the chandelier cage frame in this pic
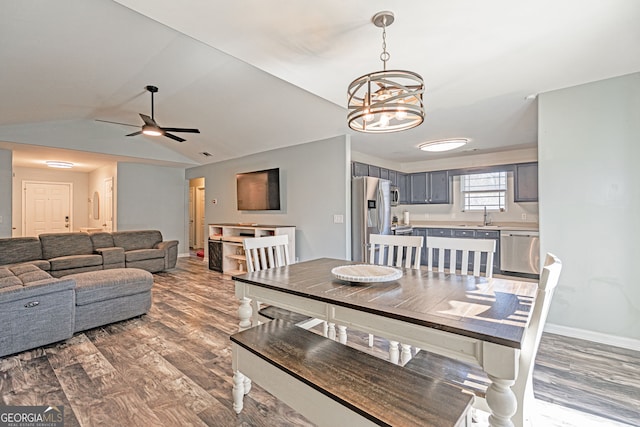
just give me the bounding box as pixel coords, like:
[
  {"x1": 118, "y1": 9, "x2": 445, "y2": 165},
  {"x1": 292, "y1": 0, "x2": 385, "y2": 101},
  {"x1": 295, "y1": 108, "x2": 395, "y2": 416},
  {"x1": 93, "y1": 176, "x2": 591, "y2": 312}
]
[{"x1": 347, "y1": 11, "x2": 425, "y2": 133}]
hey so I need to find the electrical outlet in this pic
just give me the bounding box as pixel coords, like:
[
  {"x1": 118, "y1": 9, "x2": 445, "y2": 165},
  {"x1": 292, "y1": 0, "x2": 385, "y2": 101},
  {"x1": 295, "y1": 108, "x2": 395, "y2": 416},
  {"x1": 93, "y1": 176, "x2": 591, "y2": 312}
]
[
  {"x1": 211, "y1": 199, "x2": 217, "y2": 205},
  {"x1": 521, "y1": 213, "x2": 527, "y2": 221}
]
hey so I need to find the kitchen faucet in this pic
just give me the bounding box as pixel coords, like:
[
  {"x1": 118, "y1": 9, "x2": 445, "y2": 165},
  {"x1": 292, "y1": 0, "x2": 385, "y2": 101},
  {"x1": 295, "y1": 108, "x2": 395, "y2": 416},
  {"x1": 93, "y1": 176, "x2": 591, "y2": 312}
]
[{"x1": 483, "y1": 206, "x2": 492, "y2": 226}]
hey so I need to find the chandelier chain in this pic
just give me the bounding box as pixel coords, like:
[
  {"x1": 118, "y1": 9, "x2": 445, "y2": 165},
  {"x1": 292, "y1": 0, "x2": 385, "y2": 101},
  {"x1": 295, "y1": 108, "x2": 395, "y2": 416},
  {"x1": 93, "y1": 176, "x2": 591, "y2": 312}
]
[{"x1": 380, "y1": 22, "x2": 390, "y2": 71}]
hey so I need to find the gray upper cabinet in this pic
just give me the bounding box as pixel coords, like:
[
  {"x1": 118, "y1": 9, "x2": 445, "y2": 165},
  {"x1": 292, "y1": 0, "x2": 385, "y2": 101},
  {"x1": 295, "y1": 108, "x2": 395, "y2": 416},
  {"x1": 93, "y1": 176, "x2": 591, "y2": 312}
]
[
  {"x1": 397, "y1": 173, "x2": 409, "y2": 204},
  {"x1": 429, "y1": 170, "x2": 450, "y2": 204},
  {"x1": 352, "y1": 162, "x2": 369, "y2": 177},
  {"x1": 410, "y1": 171, "x2": 450, "y2": 204},
  {"x1": 368, "y1": 165, "x2": 381, "y2": 178},
  {"x1": 514, "y1": 162, "x2": 538, "y2": 202}
]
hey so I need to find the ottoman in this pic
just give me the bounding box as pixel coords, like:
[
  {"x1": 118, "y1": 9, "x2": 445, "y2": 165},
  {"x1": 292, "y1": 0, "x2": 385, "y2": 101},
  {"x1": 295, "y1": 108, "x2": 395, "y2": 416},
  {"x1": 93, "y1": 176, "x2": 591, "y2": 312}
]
[{"x1": 67, "y1": 268, "x2": 153, "y2": 333}]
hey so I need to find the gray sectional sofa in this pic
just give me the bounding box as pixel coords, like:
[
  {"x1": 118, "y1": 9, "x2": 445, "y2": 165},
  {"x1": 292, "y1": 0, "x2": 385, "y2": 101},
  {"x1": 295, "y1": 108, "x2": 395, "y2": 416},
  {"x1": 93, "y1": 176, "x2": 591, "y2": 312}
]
[
  {"x1": 0, "y1": 230, "x2": 178, "y2": 276},
  {"x1": 0, "y1": 264, "x2": 152, "y2": 358},
  {"x1": 0, "y1": 230, "x2": 177, "y2": 358}
]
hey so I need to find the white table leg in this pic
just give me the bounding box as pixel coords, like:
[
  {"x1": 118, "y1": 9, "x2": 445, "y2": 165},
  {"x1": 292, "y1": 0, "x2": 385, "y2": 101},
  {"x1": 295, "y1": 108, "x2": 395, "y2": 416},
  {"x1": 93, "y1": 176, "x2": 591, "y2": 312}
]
[
  {"x1": 328, "y1": 322, "x2": 336, "y2": 340},
  {"x1": 232, "y1": 371, "x2": 246, "y2": 414},
  {"x1": 400, "y1": 343, "x2": 412, "y2": 365},
  {"x1": 482, "y1": 341, "x2": 519, "y2": 427},
  {"x1": 389, "y1": 340, "x2": 400, "y2": 364},
  {"x1": 238, "y1": 297, "x2": 252, "y2": 331},
  {"x1": 337, "y1": 325, "x2": 347, "y2": 344},
  {"x1": 322, "y1": 321, "x2": 328, "y2": 337},
  {"x1": 486, "y1": 375, "x2": 517, "y2": 427}
]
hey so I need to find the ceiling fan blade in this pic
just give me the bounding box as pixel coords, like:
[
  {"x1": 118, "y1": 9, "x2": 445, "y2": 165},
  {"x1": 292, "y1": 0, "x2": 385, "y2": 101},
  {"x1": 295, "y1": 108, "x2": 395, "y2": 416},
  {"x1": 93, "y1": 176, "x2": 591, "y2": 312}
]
[
  {"x1": 139, "y1": 113, "x2": 157, "y2": 126},
  {"x1": 164, "y1": 132, "x2": 186, "y2": 143},
  {"x1": 126, "y1": 131, "x2": 143, "y2": 137},
  {"x1": 161, "y1": 127, "x2": 200, "y2": 133},
  {"x1": 95, "y1": 119, "x2": 139, "y2": 128}
]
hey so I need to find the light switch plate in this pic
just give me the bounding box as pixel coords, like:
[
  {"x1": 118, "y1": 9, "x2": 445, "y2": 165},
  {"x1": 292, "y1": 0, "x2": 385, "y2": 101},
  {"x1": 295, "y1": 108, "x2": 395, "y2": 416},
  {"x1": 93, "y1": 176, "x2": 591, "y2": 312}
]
[{"x1": 333, "y1": 214, "x2": 344, "y2": 224}]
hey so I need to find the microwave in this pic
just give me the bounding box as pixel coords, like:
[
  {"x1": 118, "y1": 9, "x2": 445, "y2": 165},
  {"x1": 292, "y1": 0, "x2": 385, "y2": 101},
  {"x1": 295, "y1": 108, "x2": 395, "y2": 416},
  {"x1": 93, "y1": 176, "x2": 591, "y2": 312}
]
[{"x1": 390, "y1": 186, "x2": 400, "y2": 206}]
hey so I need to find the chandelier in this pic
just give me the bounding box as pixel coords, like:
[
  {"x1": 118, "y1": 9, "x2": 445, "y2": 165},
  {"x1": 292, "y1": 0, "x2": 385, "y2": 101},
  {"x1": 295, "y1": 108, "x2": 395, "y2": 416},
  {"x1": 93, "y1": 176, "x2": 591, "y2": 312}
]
[{"x1": 347, "y1": 11, "x2": 425, "y2": 133}]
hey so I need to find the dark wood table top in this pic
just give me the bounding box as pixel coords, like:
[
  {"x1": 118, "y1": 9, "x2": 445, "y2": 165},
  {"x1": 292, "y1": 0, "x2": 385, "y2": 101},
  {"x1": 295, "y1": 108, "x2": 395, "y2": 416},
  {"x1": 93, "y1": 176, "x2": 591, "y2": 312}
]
[{"x1": 234, "y1": 257, "x2": 538, "y2": 349}]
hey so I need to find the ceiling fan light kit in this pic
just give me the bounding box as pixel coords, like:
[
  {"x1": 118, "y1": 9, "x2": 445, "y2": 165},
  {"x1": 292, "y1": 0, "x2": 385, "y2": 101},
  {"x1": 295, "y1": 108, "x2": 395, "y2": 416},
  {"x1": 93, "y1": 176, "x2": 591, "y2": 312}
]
[
  {"x1": 347, "y1": 11, "x2": 425, "y2": 133},
  {"x1": 97, "y1": 85, "x2": 200, "y2": 143}
]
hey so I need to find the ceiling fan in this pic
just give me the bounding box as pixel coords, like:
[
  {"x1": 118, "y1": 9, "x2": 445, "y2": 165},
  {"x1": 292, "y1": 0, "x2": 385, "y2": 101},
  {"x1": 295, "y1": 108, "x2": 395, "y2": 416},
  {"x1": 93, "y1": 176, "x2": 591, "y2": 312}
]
[{"x1": 96, "y1": 85, "x2": 200, "y2": 142}]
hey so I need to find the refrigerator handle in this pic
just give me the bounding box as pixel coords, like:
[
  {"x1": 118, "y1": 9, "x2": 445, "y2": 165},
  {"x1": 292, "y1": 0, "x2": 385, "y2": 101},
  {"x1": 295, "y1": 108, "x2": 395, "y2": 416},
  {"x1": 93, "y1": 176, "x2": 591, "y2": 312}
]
[{"x1": 377, "y1": 186, "x2": 383, "y2": 234}]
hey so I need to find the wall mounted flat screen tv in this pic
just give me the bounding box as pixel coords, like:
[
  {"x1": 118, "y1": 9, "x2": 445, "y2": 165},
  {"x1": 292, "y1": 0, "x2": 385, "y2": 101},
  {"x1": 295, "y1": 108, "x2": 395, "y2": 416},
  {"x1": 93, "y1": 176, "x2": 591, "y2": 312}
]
[{"x1": 236, "y1": 168, "x2": 281, "y2": 211}]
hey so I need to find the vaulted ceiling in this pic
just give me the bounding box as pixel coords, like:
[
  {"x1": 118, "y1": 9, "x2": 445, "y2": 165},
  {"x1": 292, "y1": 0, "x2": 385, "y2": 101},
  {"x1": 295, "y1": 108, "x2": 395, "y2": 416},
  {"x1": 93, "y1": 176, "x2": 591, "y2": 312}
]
[{"x1": 1, "y1": 0, "x2": 639, "y2": 171}]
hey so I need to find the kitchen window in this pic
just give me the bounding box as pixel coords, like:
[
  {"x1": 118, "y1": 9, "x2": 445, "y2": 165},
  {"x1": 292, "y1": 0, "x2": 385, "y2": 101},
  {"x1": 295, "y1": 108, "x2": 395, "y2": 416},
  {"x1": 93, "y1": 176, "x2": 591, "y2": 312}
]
[{"x1": 461, "y1": 171, "x2": 506, "y2": 211}]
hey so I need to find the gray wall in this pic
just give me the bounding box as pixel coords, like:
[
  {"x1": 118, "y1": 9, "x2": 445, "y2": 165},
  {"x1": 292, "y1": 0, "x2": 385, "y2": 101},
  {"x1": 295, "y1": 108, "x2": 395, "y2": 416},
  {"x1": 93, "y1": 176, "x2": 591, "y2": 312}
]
[
  {"x1": 117, "y1": 162, "x2": 188, "y2": 255},
  {"x1": 186, "y1": 135, "x2": 351, "y2": 262},
  {"x1": 0, "y1": 149, "x2": 11, "y2": 237},
  {"x1": 539, "y1": 72, "x2": 639, "y2": 347}
]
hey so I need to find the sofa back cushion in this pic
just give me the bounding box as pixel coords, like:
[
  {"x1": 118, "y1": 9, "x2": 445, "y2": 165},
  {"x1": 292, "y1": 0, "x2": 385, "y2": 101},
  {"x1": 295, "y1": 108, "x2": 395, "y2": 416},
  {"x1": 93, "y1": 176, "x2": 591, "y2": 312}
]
[
  {"x1": 0, "y1": 237, "x2": 43, "y2": 266},
  {"x1": 90, "y1": 232, "x2": 115, "y2": 249},
  {"x1": 39, "y1": 232, "x2": 95, "y2": 259},
  {"x1": 112, "y1": 230, "x2": 163, "y2": 251}
]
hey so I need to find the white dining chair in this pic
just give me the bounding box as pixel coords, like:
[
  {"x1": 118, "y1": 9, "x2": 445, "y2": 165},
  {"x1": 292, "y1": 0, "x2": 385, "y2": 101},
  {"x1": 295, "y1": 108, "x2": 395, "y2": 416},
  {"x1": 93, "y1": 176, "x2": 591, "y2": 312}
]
[
  {"x1": 367, "y1": 233, "x2": 424, "y2": 364},
  {"x1": 243, "y1": 235, "x2": 325, "y2": 332},
  {"x1": 404, "y1": 253, "x2": 562, "y2": 427},
  {"x1": 426, "y1": 236, "x2": 496, "y2": 277}
]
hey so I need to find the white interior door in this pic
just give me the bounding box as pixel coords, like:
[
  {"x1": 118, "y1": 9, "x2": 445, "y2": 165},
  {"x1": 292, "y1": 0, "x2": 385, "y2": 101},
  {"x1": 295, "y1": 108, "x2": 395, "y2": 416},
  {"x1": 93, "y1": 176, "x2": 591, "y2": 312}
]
[
  {"x1": 196, "y1": 186, "x2": 205, "y2": 249},
  {"x1": 189, "y1": 186, "x2": 195, "y2": 249},
  {"x1": 104, "y1": 177, "x2": 113, "y2": 232},
  {"x1": 23, "y1": 181, "x2": 72, "y2": 236}
]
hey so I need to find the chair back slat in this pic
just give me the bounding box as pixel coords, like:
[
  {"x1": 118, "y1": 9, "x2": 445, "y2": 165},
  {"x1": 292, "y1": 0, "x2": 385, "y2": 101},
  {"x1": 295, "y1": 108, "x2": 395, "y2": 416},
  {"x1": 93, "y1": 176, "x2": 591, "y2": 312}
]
[
  {"x1": 243, "y1": 235, "x2": 291, "y2": 272},
  {"x1": 426, "y1": 236, "x2": 496, "y2": 278},
  {"x1": 368, "y1": 234, "x2": 424, "y2": 270}
]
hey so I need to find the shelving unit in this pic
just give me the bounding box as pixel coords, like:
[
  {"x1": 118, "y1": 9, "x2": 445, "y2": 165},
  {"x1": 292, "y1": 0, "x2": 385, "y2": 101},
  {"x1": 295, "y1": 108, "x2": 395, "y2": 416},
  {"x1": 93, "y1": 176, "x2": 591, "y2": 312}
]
[{"x1": 208, "y1": 224, "x2": 296, "y2": 276}]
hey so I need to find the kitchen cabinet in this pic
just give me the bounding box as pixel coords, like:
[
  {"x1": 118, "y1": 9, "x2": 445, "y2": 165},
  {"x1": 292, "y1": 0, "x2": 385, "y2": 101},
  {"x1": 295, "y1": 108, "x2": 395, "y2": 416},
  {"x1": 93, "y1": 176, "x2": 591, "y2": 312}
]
[
  {"x1": 379, "y1": 168, "x2": 389, "y2": 180},
  {"x1": 368, "y1": 165, "x2": 381, "y2": 178},
  {"x1": 397, "y1": 173, "x2": 409, "y2": 204},
  {"x1": 352, "y1": 162, "x2": 369, "y2": 177},
  {"x1": 388, "y1": 170, "x2": 397, "y2": 185},
  {"x1": 514, "y1": 162, "x2": 538, "y2": 202},
  {"x1": 409, "y1": 171, "x2": 451, "y2": 204},
  {"x1": 208, "y1": 224, "x2": 295, "y2": 276}
]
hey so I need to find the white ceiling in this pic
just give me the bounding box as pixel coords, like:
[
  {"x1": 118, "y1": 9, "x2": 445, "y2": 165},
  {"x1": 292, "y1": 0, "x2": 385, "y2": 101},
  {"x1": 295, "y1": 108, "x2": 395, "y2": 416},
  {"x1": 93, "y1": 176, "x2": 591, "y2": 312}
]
[{"x1": 1, "y1": 0, "x2": 639, "y2": 171}]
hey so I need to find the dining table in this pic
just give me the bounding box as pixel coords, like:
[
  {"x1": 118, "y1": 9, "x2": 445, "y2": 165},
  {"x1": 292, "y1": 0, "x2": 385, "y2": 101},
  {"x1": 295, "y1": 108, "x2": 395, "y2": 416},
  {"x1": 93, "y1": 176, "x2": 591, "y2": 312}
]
[{"x1": 233, "y1": 257, "x2": 538, "y2": 427}]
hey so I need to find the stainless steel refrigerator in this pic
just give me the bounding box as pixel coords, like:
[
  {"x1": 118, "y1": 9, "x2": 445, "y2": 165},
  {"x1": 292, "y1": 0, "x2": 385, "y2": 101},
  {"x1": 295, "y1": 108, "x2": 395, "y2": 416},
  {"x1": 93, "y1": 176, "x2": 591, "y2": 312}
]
[{"x1": 351, "y1": 176, "x2": 392, "y2": 263}]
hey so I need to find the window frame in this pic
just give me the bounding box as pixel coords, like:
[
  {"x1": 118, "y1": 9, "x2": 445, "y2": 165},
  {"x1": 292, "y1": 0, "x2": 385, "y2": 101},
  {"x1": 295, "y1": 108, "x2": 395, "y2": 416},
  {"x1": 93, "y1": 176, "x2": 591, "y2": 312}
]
[{"x1": 461, "y1": 171, "x2": 507, "y2": 212}]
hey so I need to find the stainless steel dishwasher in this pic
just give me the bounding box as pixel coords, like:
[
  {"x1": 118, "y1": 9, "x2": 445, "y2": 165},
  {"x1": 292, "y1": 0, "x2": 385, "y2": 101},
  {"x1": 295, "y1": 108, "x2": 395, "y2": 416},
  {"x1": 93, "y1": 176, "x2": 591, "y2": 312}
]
[{"x1": 500, "y1": 230, "x2": 540, "y2": 275}]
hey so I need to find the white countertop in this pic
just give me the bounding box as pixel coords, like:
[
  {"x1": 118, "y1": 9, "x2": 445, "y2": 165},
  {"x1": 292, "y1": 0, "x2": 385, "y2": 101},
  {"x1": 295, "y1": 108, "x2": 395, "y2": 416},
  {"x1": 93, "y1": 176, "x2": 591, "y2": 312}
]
[{"x1": 406, "y1": 221, "x2": 539, "y2": 232}]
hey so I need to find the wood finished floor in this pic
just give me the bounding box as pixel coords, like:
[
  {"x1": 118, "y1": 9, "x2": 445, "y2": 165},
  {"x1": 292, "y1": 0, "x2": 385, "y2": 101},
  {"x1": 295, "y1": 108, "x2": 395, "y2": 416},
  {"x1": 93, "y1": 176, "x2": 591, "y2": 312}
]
[{"x1": 1, "y1": 257, "x2": 638, "y2": 427}]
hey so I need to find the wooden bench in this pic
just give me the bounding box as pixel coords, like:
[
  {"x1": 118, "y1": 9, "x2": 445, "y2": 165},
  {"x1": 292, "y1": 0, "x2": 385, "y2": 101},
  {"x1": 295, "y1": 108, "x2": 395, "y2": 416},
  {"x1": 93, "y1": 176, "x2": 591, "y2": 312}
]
[{"x1": 231, "y1": 319, "x2": 473, "y2": 427}]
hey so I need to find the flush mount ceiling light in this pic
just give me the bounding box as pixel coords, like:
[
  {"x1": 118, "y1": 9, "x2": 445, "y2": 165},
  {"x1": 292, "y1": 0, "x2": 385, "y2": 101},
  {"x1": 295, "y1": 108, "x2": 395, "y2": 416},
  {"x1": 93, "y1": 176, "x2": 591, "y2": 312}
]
[
  {"x1": 347, "y1": 11, "x2": 425, "y2": 133},
  {"x1": 419, "y1": 138, "x2": 470, "y2": 152},
  {"x1": 45, "y1": 161, "x2": 74, "y2": 169}
]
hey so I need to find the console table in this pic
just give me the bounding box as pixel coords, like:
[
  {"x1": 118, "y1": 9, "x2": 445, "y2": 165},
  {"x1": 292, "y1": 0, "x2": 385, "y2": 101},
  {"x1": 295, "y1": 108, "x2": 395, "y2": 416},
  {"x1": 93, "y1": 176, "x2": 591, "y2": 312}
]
[{"x1": 208, "y1": 224, "x2": 295, "y2": 276}]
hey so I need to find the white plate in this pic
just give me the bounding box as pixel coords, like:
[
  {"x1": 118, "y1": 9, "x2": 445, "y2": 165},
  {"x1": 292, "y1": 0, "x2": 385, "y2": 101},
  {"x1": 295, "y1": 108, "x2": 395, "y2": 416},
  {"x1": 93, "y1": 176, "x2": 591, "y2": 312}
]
[{"x1": 331, "y1": 264, "x2": 402, "y2": 283}]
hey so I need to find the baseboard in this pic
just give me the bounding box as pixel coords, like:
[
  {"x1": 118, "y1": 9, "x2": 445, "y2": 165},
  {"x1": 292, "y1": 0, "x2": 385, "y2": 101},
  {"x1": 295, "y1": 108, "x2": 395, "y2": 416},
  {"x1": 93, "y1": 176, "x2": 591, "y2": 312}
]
[
  {"x1": 544, "y1": 323, "x2": 640, "y2": 351},
  {"x1": 178, "y1": 252, "x2": 190, "y2": 258}
]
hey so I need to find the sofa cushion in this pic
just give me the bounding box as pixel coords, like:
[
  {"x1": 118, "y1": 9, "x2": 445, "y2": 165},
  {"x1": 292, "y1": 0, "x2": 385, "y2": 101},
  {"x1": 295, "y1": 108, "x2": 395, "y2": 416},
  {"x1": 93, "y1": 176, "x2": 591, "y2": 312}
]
[
  {"x1": 49, "y1": 254, "x2": 104, "y2": 271},
  {"x1": 0, "y1": 237, "x2": 43, "y2": 266},
  {"x1": 68, "y1": 268, "x2": 153, "y2": 306},
  {"x1": 125, "y1": 248, "x2": 164, "y2": 262},
  {"x1": 0, "y1": 268, "x2": 22, "y2": 289},
  {"x1": 39, "y1": 233, "x2": 95, "y2": 259},
  {"x1": 90, "y1": 232, "x2": 115, "y2": 249},
  {"x1": 112, "y1": 230, "x2": 163, "y2": 251}
]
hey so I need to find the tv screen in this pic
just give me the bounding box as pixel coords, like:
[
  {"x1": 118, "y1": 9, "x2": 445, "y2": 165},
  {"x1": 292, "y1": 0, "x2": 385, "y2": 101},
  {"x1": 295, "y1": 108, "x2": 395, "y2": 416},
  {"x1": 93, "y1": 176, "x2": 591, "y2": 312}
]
[{"x1": 236, "y1": 168, "x2": 281, "y2": 211}]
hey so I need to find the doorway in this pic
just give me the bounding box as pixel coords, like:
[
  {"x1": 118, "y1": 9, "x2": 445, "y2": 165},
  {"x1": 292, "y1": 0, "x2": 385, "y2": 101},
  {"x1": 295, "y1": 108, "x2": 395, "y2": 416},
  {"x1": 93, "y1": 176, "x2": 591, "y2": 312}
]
[
  {"x1": 188, "y1": 177, "x2": 206, "y2": 253},
  {"x1": 23, "y1": 181, "x2": 73, "y2": 236}
]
